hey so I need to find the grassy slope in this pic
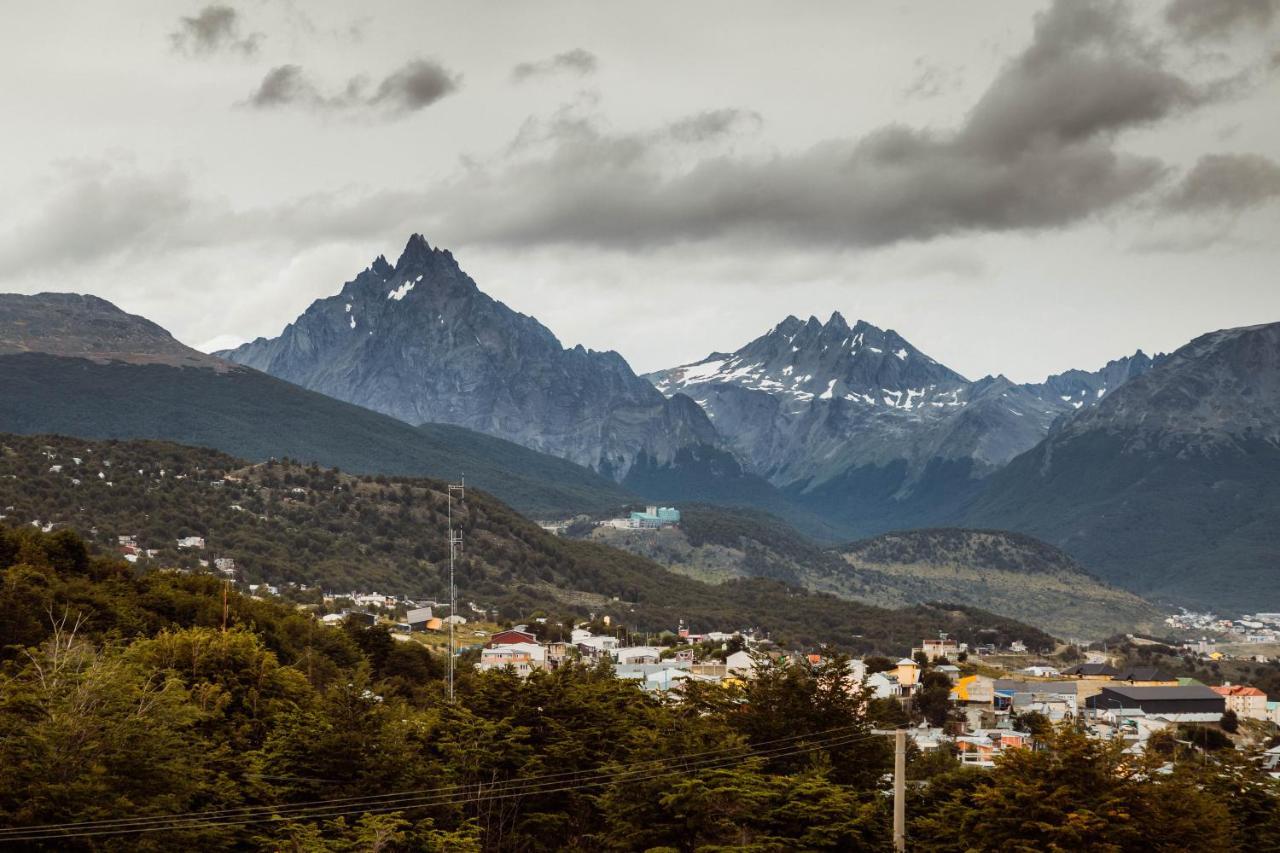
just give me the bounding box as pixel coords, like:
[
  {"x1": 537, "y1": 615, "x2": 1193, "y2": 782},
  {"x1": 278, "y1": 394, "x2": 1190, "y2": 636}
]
[
  {"x1": 838, "y1": 528, "x2": 1165, "y2": 640},
  {"x1": 583, "y1": 505, "x2": 1162, "y2": 640},
  {"x1": 0, "y1": 433, "x2": 1054, "y2": 654},
  {"x1": 0, "y1": 353, "x2": 636, "y2": 518}
]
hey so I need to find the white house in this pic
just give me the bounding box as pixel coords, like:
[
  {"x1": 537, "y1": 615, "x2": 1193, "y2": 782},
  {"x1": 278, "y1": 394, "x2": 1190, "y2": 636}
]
[
  {"x1": 726, "y1": 650, "x2": 756, "y2": 677},
  {"x1": 476, "y1": 642, "x2": 547, "y2": 677},
  {"x1": 612, "y1": 646, "x2": 662, "y2": 665}
]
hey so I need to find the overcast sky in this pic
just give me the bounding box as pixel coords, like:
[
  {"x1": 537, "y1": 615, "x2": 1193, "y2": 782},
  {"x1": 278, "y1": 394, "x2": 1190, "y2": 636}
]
[{"x1": 1, "y1": 0, "x2": 1278, "y2": 381}]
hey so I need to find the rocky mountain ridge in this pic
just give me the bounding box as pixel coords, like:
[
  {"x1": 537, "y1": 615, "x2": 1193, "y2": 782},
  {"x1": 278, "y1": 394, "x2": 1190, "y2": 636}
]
[
  {"x1": 645, "y1": 312, "x2": 1155, "y2": 528},
  {"x1": 219, "y1": 235, "x2": 722, "y2": 482}
]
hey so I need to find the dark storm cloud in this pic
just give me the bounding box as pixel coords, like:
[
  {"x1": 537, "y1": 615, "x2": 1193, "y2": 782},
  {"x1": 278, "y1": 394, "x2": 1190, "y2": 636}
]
[
  {"x1": 511, "y1": 49, "x2": 598, "y2": 82},
  {"x1": 1165, "y1": 0, "x2": 1279, "y2": 41},
  {"x1": 424, "y1": 0, "x2": 1191, "y2": 250},
  {"x1": 1164, "y1": 153, "x2": 1280, "y2": 211},
  {"x1": 368, "y1": 60, "x2": 461, "y2": 113},
  {"x1": 245, "y1": 60, "x2": 459, "y2": 116},
  {"x1": 170, "y1": 4, "x2": 261, "y2": 56}
]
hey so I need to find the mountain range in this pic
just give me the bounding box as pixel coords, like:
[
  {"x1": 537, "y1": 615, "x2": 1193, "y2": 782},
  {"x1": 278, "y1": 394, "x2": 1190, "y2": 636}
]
[
  {"x1": 2, "y1": 233, "x2": 1277, "y2": 614},
  {"x1": 0, "y1": 293, "x2": 636, "y2": 518},
  {"x1": 646, "y1": 312, "x2": 1155, "y2": 531}
]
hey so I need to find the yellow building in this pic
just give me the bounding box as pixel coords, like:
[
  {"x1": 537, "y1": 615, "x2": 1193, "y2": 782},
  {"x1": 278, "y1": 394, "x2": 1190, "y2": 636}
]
[{"x1": 895, "y1": 658, "x2": 920, "y2": 687}]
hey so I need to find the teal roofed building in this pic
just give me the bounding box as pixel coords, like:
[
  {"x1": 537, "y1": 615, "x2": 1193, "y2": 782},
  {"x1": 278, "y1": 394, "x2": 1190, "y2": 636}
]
[{"x1": 629, "y1": 506, "x2": 681, "y2": 529}]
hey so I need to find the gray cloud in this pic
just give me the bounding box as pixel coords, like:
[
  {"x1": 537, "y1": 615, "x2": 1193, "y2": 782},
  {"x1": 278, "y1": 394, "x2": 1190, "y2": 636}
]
[
  {"x1": 1165, "y1": 153, "x2": 1280, "y2": 211},
  {"x1": 368, "y1": 60, "x2": 461, "y2": 112},
  {"x1": 666, "y1": 109, "x2": 763, "y2": 143},
  {"x1": 902, "y1": 59, "x2": 961, "y2": 100},
  {"x1": 246, "y1": 59, "x2": 459, "y2": 116},
  {"x1": 1165, "y1": 0, "x2": 1279, "y2": 41},
  {"x1": 170, "y1": 4, "x2": 261, "y2": 56},
  {"x1": 419, "y1": 0, "x2": 1187, "y2": 250},
  {"x1": 511, "y1": 49, "x2": 598, "y2": 82}
]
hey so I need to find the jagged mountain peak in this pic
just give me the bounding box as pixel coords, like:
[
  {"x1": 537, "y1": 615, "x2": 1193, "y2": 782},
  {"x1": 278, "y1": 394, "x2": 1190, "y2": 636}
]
[
  {"x1": 648, "y1": 314, "x2": 967, "y2": 406},
  {"x1": 216, "y1": 235, "x2": 726, "y2": 481}
]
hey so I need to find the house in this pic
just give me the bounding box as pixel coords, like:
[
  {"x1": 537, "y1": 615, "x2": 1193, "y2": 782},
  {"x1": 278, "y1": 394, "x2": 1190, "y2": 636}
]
[
  {"x1": 628, "y1": 506, "x2": 681, "y2": 529},
  {"x1": 726, "y1": 650, "x2": 756, "y2": 677},
  {"x1": 1086, "y1": 685, "x2": 1226, "y2": 722},
  {"x1": 576, "y1": 635, "x2": 619, "y2": 656},
  {"x1": 956, "y1": 729, "x2": 1031, "y2": 767},
  {"x1": 489, "y1": 628, "x2": 538, "y2": 646},
  {"x1": 1022, "y1": 665, "x2": 1061, "y2": 678},
  {"x1": 913, "y1": 638, "x2": 966, "y2": 661},
  {"x1": 176, "y1": 536, "x2": 206, "y2": 550},
  {"x1": 213, "y1": 557, "x2": 236, "y2": 576},
  {"x1": 443, "y1": 614, "x2": 467, "y2": 626},
  {"x1": 993, "y1": 680, "x2": 1080, "y2": 712},
  {"x1": 476, "y1": 642, "x2": 547, "y2": 677},
  {"x1": 951, "y1": 675, "x2": 996, "y2": 705},
  {"x1": 1064, "y1": 663, "x2": 1121, "y2": 680},
  {"x1": 1211, "y1": 684, "x2": 1270, "y2": 720},
  {"x1": 612, "y1": 646, "x2": 662, "y2": 665},
  {"x1": 907, "y1": 725, "x2": 950, "y2": 752},
  {"x1": 865, "y1": 672, "x2": 898, "y2": 700},
  {"x1": 406, "y1": 607, "x2": 434, "y2": 631},
  {"x1": 1111, "y1": 667, "x2": 1179, "y2": 686},
  {"x1": 320, "y1": 613, "x2": 346, "y2": 625},
  {"x1": 1267, "y1": 701, "x2": 1280, "y2": 725},
  {"x1": 344, "y1": 610, "x2": 376, "y2": 627},
  {"x1": 894, "y1": 658, "x2": 920, "y2": 689}
]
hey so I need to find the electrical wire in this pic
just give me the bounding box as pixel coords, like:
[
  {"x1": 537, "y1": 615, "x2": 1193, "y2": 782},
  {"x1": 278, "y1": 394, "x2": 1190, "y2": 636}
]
[
  {"x1": 0, "y1": 721, "x2": 874, "y2": 837},
  {"x1": 0, "y1": 729, "x2": 887, "y2": 842}
]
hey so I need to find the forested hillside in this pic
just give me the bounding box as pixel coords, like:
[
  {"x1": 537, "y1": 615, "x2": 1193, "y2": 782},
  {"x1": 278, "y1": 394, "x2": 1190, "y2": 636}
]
[
  {"x1": 0, "y1": 433, "x2": 1052, "y2": 653},
  {"x1": 0, "y1": 350, "x2": 635, "y2": 519},
  {"x1": 0, "y1": 526, "x2": 1272, "y2": 851}
]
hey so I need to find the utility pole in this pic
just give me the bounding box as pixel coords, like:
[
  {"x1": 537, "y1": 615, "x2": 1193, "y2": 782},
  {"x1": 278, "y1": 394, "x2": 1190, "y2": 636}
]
[
  {"x1": 447, "y1": 477, "x2": 464, "y2": 703},
  {"x1": 894, "y1": 728, "x2": 906, "y2": 852}
]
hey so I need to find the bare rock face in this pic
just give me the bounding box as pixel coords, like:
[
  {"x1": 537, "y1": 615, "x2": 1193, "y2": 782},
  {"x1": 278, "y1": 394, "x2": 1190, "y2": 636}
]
[{"x1": 219, "y1": 235, "x2": 722, "y2": 479}]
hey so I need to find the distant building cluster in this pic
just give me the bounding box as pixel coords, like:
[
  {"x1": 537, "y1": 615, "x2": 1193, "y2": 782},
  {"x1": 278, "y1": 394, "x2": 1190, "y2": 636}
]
[{"x1": 1165, "y1": 610, "x2": 1280, "y2": 645}]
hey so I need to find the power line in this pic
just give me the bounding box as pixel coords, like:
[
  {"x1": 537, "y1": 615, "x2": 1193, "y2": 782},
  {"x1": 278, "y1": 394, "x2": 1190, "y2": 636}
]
[
  {"x1": 0, "y1": 728, "x2": 887, "y2": 843},
  {"x1": 0, "y1": 723, "x2": 875, "y2": 836},
  {"x1": 0, "y1": 732, "x2": 882, "y2": 843}
]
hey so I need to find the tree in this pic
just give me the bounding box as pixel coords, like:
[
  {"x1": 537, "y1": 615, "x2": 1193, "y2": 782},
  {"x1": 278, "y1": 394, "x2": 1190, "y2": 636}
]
[
  {"x1": 912, "y1": 725, "x2": 1235, "y2": 852},
  {"x1": 914, "y1": 670, "x2": 954, "y2": 727},
  {"x1": 1220, "y1": 709, "x2": 1239, "y2": 733}
]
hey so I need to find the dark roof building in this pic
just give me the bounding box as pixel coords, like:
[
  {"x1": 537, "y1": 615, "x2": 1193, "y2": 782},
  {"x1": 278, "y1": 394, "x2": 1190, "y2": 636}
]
[
  {"x1": 1085, "y1": 685, "x2": 1225, "y2": 721},
  {"x1": 1064, "y1": 663, "x2": 1120, "y2": 678},
  {"x1": 1111, "y1": 667, "x2": 1178, "y2": 683}
]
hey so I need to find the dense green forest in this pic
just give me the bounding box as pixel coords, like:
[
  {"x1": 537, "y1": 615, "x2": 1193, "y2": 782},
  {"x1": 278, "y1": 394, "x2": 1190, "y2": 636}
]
[
  {"x1": 0, "y1": 434, "x2": 1052, "y2": 654},
  {"x1": 1, "y1": 526, "x2": 1278, "y2": 851}
]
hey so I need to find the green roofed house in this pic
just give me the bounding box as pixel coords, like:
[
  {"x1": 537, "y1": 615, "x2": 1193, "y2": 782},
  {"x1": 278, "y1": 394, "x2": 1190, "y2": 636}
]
[{"x1": 629, "y1": 505, "x2": 681, "y2": 529}]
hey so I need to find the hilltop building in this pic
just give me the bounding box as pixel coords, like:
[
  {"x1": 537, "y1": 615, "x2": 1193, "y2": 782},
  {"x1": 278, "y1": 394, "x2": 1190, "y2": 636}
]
[{"x1": 628, "y1": 506, "x2": 681, "y2": 529}]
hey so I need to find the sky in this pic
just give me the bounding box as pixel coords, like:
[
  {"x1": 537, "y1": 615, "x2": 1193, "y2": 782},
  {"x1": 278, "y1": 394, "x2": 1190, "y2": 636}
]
[{"x1": 1, "y1": 0, "x2": 1278, "y2": 382}]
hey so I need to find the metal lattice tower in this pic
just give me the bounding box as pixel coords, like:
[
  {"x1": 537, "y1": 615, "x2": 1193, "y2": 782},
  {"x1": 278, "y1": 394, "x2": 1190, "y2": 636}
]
[{"x1": 447, "y1": 477, "x2": 465, "y2": 702}]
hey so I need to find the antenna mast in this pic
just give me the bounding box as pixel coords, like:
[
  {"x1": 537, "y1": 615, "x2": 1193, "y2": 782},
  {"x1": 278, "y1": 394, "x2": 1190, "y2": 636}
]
[{"x1": 447, "y1": 476, "x2": 465, "y2": 702}]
